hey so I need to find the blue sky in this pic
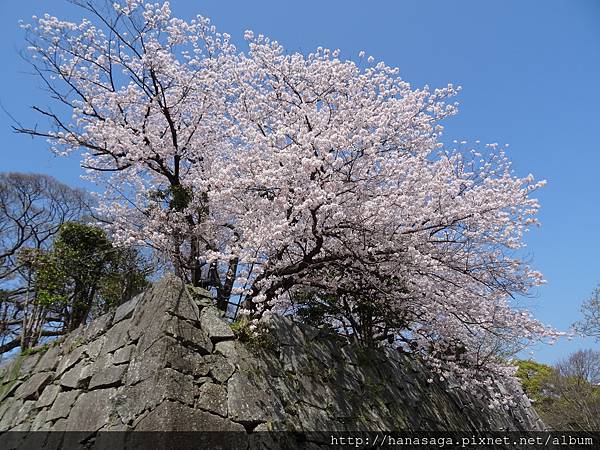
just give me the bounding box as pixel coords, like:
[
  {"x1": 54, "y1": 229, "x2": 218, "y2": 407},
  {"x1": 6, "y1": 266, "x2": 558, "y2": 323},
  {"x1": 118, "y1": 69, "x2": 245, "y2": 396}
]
[{"x1": 0, "y1": 1, "x2": 599, "y2": 364}]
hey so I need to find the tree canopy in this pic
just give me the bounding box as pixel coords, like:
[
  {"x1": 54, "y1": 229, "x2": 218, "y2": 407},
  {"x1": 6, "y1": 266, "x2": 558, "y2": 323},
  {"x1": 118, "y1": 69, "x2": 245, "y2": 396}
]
[{"x1": 17, "y1": 0, "x2": 563, "y2": 403}]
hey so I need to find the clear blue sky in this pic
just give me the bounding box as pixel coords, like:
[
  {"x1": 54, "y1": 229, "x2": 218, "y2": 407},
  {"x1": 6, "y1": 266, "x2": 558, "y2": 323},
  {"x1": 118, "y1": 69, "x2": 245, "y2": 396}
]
[{"x1": 1, "y1": 1, "x2": 599, "y2": 364}]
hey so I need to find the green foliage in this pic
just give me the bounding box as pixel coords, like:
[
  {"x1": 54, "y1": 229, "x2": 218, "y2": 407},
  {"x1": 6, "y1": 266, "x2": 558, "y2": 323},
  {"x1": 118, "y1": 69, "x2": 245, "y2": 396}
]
[
  {"x1": 230, "y1": 317, "x2": 278, "y2": 352},
  {"x1": 20, "y1": 344, "x2": 50, "y2": 356},
  {"x1": 97, "y1": 247, "x2": 150, "y2": 310},
  {"x1": 515, "y1": 357, "x2": 600, "y2": 431},
  {"x1": 24, "y1": 221, "x2": 151, "y2": 331},
  {"x1": 147, "y1": 184, "x2": 193, "y2": 212},
  {"x1": 514, "y1": 359, "x2": 555, "y2": 403}
]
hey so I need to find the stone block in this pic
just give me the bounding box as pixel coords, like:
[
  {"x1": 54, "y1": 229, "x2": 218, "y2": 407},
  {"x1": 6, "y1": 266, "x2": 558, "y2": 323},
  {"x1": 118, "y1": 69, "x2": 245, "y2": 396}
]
[
  {"x1": 125, "y1": 337, "x2": 172, "y2": 385},
  {"x1": 36, "y1": 345, "x2": 61, "y2": 372},
  {"x1": 83, "y1": 311, "x2": 113, "y2": 342},
  {"x1": 227, "y1": 371, "x2": 285, "y2": 424},
  {"x1": 164, "y1": 317, "x2": 213, "y2": 354},
  {"x1": 113, "y1": 345, "x2": 135, "y2": 365},
  {"x1": 88, "y1": 364, "x2": 127, "y2": 390},
  {"x1": 60, "y1": 363, "x2": 93, "y2": 390},
  {"x1": 134, "y1": 400, "x2": 245, "y2": 432},
  {"x1": 113, "y1": 296, "x2": 140, "y2": 323},
  {"x1": 205, "y1": 354, "x2": 235, "y2": 383},
  {"x1": 165, "y1": 347, "x2": 211, "y2": 377},
  {"x1": 15, "y1": 372, "x2": 53, "y2": 401},
  {"x1": 102, "y1": 319, "x2": 133, "y2": 354},
  {"x1": 86, "y1": 336, "x2": 106, "y2": 361},
  {"x1": 65, "y1": 388, "x2": 118, "y2": 431},
  {"x1": 0, "y1": 400, "x2": 21, "y2": 431},
  {"x1": 30, "y1": 408, "x2": 48, "y2": 431},
  {"x1": 200, "y1": 307, "x2": 235, "y2": 342},
  {"x1": 37, "y1": 384, "x2": 60, "y2": 408},
  {"x1": 46, "y1": 390, "x2": 81, "y2": 422},
  {"x1": 17, "y1": 353, "x2": 41, "y2": 379},
  {"x1": 116, "y1": 369, "x2": 196, "y2": 425},
  {"x1": 56, "y1": 345, "x2": 86, "y2": 377},
  {"x1": 196, "y1": 382, "x2": 228, "y2": 417}
]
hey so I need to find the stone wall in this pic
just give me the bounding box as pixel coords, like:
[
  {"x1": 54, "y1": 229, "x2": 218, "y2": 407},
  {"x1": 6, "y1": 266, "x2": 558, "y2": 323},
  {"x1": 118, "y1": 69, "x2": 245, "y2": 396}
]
[{"x1": 0, "y1": 276, "x2": 544, "y2": 448}]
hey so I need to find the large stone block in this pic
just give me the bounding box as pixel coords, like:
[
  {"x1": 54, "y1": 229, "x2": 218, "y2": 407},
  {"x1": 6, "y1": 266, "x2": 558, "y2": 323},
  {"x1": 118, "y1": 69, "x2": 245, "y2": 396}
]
[
  {"x1": 164, "y1": 317, "x2": 213, "y2": 354},
  {"x1": 227, "y1": 371, "x2": 285, "y2": 424},
  {"x1": 37, "y1": 384, "x2": 61, "y2": 409},
  {"x1": 115, "y1": 368, "x2": 195, "y2": 425},
  {"x1": 196, "y1": 382, "x2": 228, "y2": 417},
  {"x1": 135, "y1": 400, "x2": 245, "y2": 432},
  {"x1": 15, "y1": 372, "x2": 53, "y2": 401},
  {"x1": 113, "y1": 296, "x2": 141, "y2": 324},
  {"x1": 65, "y1": 388, "x2": 119, "y2": 431},
  {"x1": 88, "y1": 364, "x2": 127, "y2": 390},
  {"x1": 102, "y1": 319, "x2": 134, "y2": 354},
  {"x1": 60, "y1": 363, "x2": 93, "y2": 389},
  {"x1": 46, "y1": 390, "x2": 81, "y2": 422},
  {"x1": 56, "y1": 345, "x2": 86, "y2": 377},
  {"x1": 36, "y1": 345, "x2": 62, "y2": 372},
  {"x1": 200, "y1": 307, "x2": 235, "y2": 342}
]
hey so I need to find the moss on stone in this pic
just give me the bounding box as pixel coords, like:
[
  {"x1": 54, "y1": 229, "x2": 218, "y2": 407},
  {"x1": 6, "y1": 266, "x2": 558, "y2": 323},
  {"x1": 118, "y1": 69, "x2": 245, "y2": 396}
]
[{"x1": 20, "y1": 344, "x2": 50, "y2": 357}]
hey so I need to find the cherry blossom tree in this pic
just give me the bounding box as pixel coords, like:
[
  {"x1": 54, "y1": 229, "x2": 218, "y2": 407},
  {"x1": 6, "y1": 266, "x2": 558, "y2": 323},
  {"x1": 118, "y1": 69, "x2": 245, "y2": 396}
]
[{"x1": 18, "y1": 0, "x2": 562, "y2": 403}]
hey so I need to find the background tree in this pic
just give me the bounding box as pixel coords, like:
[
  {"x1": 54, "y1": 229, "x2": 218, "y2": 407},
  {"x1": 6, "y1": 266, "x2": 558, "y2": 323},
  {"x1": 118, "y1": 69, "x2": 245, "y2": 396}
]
[
  {"x1": 515, "y1": 350, "x2": 600, "y2": 431},
  {"x1": 0, "y1": 172, "x2": 89, "y2": 287},
  {"x1": 0, "y1": 172, "x2": 90, "y2": 355},
  {"x1": 514, "y1": 359, "x2": 555, "y2": 404},
  {"x1": 0, "y1": 173, "x2": 152, "y2": 357},
  {"x1": 30, "y1": 222, "x2": 151, "y2": 333},
  {"x1": 574, "y1": 284, "x2": 600, "y2": 340},
  {"x1": 17, "y1": 0, "x2": 562, "y2": 401}
]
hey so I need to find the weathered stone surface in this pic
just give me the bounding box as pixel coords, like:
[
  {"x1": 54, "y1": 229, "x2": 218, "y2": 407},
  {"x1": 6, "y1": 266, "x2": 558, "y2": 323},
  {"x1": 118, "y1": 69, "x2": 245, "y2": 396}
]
[
  {"x1": 113, "y1": 296, "x2": 140, "y2": 324},
  {"x1": 65, "y1": 388, "x2": 118, "y2": 431},
  {"x1": 0, "y1": 380, "x2": 21, "y2": 405},
  {"x1": 15, "y1": 372, "x2": 53, "y2": 400},
  {"x1": 30, "y1": 408, "x2": 48, "y2": 431},
  {"x1": 37, "y1": 384, "x2": 61, "y2": 409},
  {"x1": 47, "y1": 390, "x2": 80, "y2": 422},
  {"x1": 9, "y1": 421, "x2": 30, "y2": 431},
  {"x1": 56, "y1": 345, "x2": 86, "y2": 376},
  {"x1": 102, "y1": 319, "x2": 133, "y2": 354},
  {"x1": 0, "y1": 400, "x2": 22, "y2": 431},
  {"x1": 164, "y1": 317, "x2": 213, "y2": 354},
  {"x1": 167, "y1": 291, "x2": 201, "y2": 323},
  {"x1": 297, "y1": 404, "x2": 346, "y2": 432},
  {"x1": 60, "y1": 363, "x2": 93, "y2": 389},
  {"x1": 205, "y1": 354, "x2": 235, "y2": 383},
  {"x1": 196, "y1": 382, "x2": 227, "y2": 417},
  {"x1": 227, "y1": 371, "x2": 285, "y2": 424},
  {"x1": 186, "y1": 285, "x2": 214, "y2": 307},
  {"x1": 86, "y1": 336, "x2": 105, "y2": 360},
  {"x1": 125, "y1": 337, "x2": 172, "y2": 386},
  {"x1": 115, "y1": 368, "x2": 195, "y2": 425},
  {"x1": 83, "y1": 311, "x2": 113, "y2": 342},
  {"x1": 88, "y1": 364, "x2": 127, "y2": 389},
  {"x1": 200, "y1": 307, "x2": 235, "y2": 342},
  {"x1": 36, "y1": 345, "x2": 61, "y2": 372},
  {"x1": 135, "y1": 400, "x2": 245, "y2": 432},
  {"x1": 0, "y1": 396, "x2": 16, "y2": 422},
  {"x1": 214, "y1": 339, "x2": 238, "y2": 359},
  {"x1": 14, "y1": 400, "x2": 36, "y2": 425},
  {"x1": 166, "y1": 346, "x2": 211, "y2": 377},
  {"x1": 17, "y1": 353, "x2": 41, "y2": 379},
  {"x1": 113, "y1": 345, "x2": 134, "y2": 365}
]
